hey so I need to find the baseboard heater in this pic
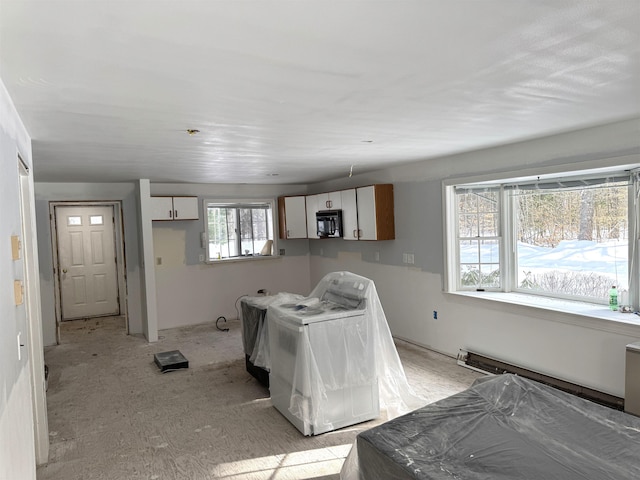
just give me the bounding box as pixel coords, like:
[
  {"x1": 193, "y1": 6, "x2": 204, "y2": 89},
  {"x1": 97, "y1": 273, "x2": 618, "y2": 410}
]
[{"x1": 457, "y1": 349, "x2": 624, "y2": 411}]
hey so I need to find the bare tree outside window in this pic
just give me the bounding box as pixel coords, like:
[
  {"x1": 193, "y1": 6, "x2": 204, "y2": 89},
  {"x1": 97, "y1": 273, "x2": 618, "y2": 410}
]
[
  {"x1": 515, "y1": 182, "x2": 628, "y2": 300},
  {"x1": 207, "y1": 203, "x2": 273, "y2": 260}
]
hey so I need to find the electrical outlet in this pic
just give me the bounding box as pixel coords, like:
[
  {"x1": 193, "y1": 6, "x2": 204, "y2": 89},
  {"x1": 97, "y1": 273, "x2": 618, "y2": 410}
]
[
  {"x1": 408, "y1": 253, "x2": 415, "y2": 264},
  {"x1": 402, "y1": 253, "x2": 408, "y2": 263},
  {"x1": 198, "y1": 254, "x2": 205, "y2": 262},
  {"x1": 433, "y1": 310, "x2": 438, "y2": 320}
]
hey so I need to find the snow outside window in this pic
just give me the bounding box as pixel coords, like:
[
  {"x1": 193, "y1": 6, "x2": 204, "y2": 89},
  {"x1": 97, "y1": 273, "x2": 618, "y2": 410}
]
[
  {"x1": 513, "y1": 181, "x2": 628, "y2": 303},
  {"x1": 445, "y1": 168, "x2": 639, "y2": 310},
  {"x1": 456, "y1": 189, "x2": 501, "y2": 290},
  {"x1": 205, "y1": 199, "x2": 275, "y2": 262}
]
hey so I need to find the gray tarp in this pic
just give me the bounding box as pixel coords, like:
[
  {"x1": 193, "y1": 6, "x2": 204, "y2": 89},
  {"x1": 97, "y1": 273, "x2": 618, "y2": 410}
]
[{"x1": 342, "y1": 373, "x2": 640, "y2": 479}]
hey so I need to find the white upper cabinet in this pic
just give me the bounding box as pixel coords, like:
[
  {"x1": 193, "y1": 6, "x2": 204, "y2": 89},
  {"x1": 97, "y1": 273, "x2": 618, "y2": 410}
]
[
  {"x1": 355, "y1": 185, "x2": 395, "y2": 240},
  {"x1": 150, "y1": 197, "x2": 173, "y2": 220},
  {"x1": 172, "y1": 197, "x2": 199, "y2": 220},
  {"x1": 279, "y1": 185, "x2": 394, "y2": 241},
  {"x1": 356, "y1": 186, "x2": 377, "y2": 240},
  {"x1": 316, "y1": 191, "x2": 342, "y2": 210},
  {"x1": 306, "y1": 194, "x2": 320, "y2": 239},
  {"x1": 278, "y1": 195, "x2": 308, "y2": 239},
  {"x1": 151, "y1": 196, "x2": 198, "y2": 221},
  {"x1": 341, "y1": 189, "x2": 359, "y2": 241}
]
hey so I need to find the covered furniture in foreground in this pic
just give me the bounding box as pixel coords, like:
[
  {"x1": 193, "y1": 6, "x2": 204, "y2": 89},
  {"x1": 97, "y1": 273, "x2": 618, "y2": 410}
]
[{"x1": 341, "y1": 373, "x2": 640, "y2": 479}]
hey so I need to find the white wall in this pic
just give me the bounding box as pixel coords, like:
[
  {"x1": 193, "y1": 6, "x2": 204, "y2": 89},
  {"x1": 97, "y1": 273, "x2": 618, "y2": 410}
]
[
  {"x1": 0, "y1": 79, "x2": 37, "y2": 479},
  {"x1": 308, "y1": 118, "x2": 640, "y2": 397},
  {"x1": 154, "y1": 254, "x2": 311, "y2": 329},
  {"x1": 149, "y1": 183, "x2": 312, "y2": 330}
]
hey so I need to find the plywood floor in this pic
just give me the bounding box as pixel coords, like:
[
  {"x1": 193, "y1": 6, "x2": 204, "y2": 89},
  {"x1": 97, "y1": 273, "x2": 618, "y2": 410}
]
[{"x1": 37, "y1": 316, "x2": 482, "y2": 479}]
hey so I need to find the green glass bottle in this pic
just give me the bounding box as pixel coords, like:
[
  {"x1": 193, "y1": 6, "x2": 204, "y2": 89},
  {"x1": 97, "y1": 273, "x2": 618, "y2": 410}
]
[{"x1": 608, "y1": 286, "x2": 618, "y2": 311}]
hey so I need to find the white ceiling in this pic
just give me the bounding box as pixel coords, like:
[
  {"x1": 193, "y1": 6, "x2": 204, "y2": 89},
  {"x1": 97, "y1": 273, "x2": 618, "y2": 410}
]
[{"x1": 1, "y1": 1, "x2": 639, "y2": 184}]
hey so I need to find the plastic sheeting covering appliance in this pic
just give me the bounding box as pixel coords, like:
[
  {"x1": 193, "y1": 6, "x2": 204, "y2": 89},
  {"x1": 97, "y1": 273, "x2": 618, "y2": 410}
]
[{"x1": 267, "y1": 271, "x2": 424, "y2": 436}]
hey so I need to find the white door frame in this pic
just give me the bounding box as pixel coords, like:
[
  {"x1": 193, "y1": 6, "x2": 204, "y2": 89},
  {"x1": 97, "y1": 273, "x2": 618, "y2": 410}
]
[
  {"x1": 49, "y1": 201, "x2": 128, "y2": 343},
  {"x1": 18, "y1": 154, "x2": 49, "y2": 464}
]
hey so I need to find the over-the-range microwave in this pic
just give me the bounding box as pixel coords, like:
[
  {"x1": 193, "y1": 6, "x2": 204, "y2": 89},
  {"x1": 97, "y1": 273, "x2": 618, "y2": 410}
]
[{"x1": 316, "y1": 210, "x2": 343, "y2": 238}]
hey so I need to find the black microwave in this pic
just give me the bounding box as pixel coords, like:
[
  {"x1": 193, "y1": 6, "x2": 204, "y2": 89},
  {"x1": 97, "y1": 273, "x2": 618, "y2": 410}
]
[{"x1": 316, "y1": 210, "x2": 343, "y2": 238}]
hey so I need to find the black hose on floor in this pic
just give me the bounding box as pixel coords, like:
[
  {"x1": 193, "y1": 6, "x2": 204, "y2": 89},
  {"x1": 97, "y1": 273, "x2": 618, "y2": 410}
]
[{"x1": 215, "y1": 315, "x2": 229, "y2": 332}]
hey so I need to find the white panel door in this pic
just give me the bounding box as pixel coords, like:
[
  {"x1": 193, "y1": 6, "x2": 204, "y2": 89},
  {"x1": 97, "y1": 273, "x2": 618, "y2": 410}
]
[{"x1": 55, "y1": 205, "x2": 120, "y2": 320}]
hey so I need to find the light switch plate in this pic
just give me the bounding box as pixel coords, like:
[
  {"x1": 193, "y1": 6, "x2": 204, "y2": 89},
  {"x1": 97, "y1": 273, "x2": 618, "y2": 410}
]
[{"x1": 11, "y1": 235, "x2": 21, "y2": 260}]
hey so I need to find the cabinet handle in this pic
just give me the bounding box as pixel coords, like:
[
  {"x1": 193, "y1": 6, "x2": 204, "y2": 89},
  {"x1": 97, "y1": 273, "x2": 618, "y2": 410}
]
[
  {"x1": 358, "y1": 229, "x2": 363, "y2": 239},
  {"x1": 174, "y1": 210, "x2": 178, "y2": 218},
  {"x1": 169, "y1": 210, "x2": 173, "y2": 219},
  {"x1": 326, "y1": 200, "x2": 332, "y2": 208},
  {"x1": 353, "y1": 229, "x2": 358, "y2": 238},
  {"x1": 287, "y1": 229, "x2": 290, "y2": 238}
]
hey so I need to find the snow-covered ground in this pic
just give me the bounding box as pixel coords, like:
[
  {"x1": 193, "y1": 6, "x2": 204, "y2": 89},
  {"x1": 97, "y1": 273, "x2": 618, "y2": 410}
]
[
  {"x1": 461, "y1": 239, "x2": 629, "y2": 290},
  {"x1": 517, "y1": 239, "x2": 628, "y2": 289}
]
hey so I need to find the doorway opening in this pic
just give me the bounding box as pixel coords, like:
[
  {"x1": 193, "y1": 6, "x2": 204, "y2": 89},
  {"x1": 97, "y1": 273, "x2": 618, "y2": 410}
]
[{"x1": 49, "y1": 201, "x2": 128, "y2": 344}]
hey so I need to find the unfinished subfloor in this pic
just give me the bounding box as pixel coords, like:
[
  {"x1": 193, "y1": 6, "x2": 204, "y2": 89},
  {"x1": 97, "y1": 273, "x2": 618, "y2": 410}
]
[{"x1": 38, "y1": 315, "x2": 482, "y2": 479}]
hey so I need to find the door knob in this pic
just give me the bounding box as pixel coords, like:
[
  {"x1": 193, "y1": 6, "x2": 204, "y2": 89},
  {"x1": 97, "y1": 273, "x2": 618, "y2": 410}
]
[{"x1": 62, "y1": 268, "x2": 68, "y2": 274}]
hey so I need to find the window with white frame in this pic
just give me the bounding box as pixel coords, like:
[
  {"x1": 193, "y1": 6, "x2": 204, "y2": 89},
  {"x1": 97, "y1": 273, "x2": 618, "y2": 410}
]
[
  {"x1": 205, "y1": 199, "x2": 275, "y2": 261},
  {"x1": 445, "y1": 167, "x2": 639, "y2": 309}
]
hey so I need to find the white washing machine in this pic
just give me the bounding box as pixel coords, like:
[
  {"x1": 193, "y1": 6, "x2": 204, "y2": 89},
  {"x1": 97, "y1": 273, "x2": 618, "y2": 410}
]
[{"x1": 268, "y1": 277, "x2": 379, "y2": 435}]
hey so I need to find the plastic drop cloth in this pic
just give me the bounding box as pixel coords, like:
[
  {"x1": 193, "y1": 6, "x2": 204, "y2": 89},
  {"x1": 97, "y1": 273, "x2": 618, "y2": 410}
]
[
  {"x1": 340, "y1": 373, "x2": 640, "y2": 479},
  {"x1": 307, "y1": 271, "x2": 426, "y2": 419},
  {"x1": 240, "y1": 292, "x2": 303, "y2": 370},
  {"x1": 267, "y1": 271, "x2": 426, "y2": 435}
]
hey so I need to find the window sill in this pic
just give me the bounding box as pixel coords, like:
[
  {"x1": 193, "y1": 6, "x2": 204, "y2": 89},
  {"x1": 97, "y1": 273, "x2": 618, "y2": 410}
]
[
  {"x1": 204, "y1": 255, "x2": 280, "y2": 265},
  {"x1": 448, "y1": 291, "x2": 640, "y2": 336}
]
